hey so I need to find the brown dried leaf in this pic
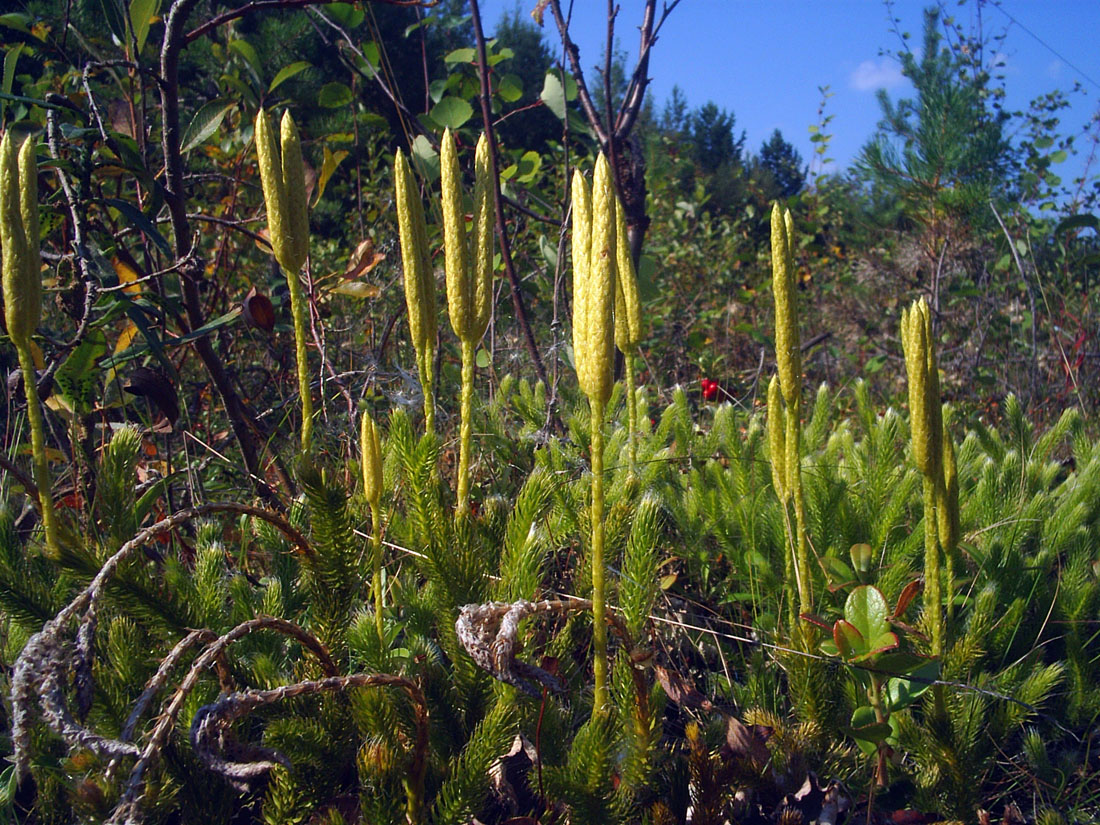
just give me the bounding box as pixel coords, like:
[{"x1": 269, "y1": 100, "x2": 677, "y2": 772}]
[{"x1": 654, "y1": 664, "x2": 712, "y2": 712}]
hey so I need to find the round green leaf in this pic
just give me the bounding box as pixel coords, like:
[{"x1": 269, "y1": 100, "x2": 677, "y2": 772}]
[
  {"x1": 318, "y1": 82, "x2": 354, "y2": 108},
  {"x1": 844, "y1": 585, "x2": 890, "y2": 644},
  {"x1": 430, "y1": 96, "x2": 473, "y2": 129},
  {"x1": 497, "y1": 73, "x2": 523, "y2": 103},
  {"x1": 540, "y1": 72, "x2": 567, "y2": 119}
]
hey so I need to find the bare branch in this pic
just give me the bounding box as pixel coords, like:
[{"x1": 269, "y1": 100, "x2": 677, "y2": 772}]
[{"x1": 189, "y1": 673, "x2": 428, "y2": 790}]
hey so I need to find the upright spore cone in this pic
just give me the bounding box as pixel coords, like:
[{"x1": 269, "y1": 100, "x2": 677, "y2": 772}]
[
  {"x1": 360, "y1": 412, "x2": 383, "y2": 507},
  {"x1": 771, "y1": 203, "x2": 801, "y2": 405},
  {"x1": 255, "y1": 109, "x2": 309, "y2": 274},
  {"x1": 394, "y1": 149, "x2": 438, "y2": 431},
  {"x1": 613, "y1": 197, "x2": 641, "y2": 354},
  {"x1": 573, "y1": 154, "x2": 615, "y2": 405},
  {"x1": 1, "y1": 133, "x2": 41, "y2": 343},
  {"x1": 441, "y1": 130, "x2": 493, "y2": 344}
]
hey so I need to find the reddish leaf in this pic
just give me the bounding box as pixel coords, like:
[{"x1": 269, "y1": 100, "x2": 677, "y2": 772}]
[
  {"x1": 893, "y1": 580, "x2": 921, "y2": 619},
  {"x1": 242, "y1": 286, "x2": 275, "y2": 333},
  {"x1": 654, "y1": 664, "x2": 713, "y2": 711}
]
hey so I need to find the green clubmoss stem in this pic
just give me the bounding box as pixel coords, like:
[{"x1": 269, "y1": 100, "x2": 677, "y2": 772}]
[
  {"x1": 624, "y1": 351, "x2": 638, "y2": 475},
  {"x1": 457, "y1": 339, "x2": 476, "y2": 517},
  {"x1": 590, "y1": 396, "x2": 609, "y2": 716},
  {"x1": 16, "y1": 343, "x2": 59, "y2": 557}
]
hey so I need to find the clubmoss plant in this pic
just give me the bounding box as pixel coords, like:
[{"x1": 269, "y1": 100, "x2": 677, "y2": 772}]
[
  {"x1": 613, "y1": 198, "x2": 642, "y2": 474},
  {"x1": 769, "y1": 203, "x2": 811, "y2": 619},
  {"x1": 394, "y1": 150, "x2": 438, "y2": 434},
  {"x1": 361, "y1": 411, "x2": 385, "y2": 641},
  {"x1": 255, "y1": 109, "x2": 313, "y2": 452},
  {"x1": 572, "y1": 155, "x2": 616, "y2": 717},
  {"x1": 900, "y1": 297, "x2": 949, "y2": 659},
  {"x1": 440, "y1": 129, "x2": 493, "y2": 516},
  {"x1": 1, "y1": 132, "x2": 58, "y2": 557}
]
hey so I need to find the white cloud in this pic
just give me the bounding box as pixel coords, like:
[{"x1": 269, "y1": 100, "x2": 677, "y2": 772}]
[{"x1": 849, "y1": 58, "x2": 906, "y2": 92}]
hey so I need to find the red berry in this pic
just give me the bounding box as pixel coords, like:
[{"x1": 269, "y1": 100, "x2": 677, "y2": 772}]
[{"x1": 702, "y1": 379, "x2": 718, "y2": 401}]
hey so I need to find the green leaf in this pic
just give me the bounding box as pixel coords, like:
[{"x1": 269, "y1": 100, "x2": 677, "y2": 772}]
[
  {"x1": 181, "y1": 99, "x2": 234, "y2": 154},
  {"x1": 1050, "y1": 149, "x2": 1068, "y2": 164},
  {"x1": 410, "y1": 134, "x2": 439, "y2": 182},
  {"x1": 362, "y1": 41, "x2": 380, "y2": 71},
  {"x1": 497, "y1": 73, "x2": 522, "y2": 103},
  {"x1": 0, "y1": 14, "x2": 32, "y2": 34},
  {"x1": 228, "y1": 39, "x2": 262, "y2": 78},
  {"x1": 476, "y1": 348, "x2": 490, "y2": 369},
  {"x1": 429, "y1": 78, "x2": 448, "y2": 104},
  {"x1": 486, "y1": 47, "x2": 514, "y2": 67},
  {"x1": 833, "y1": 619, "x2": 863, "y2": 660},
  {"x1": 268, "y1": 60, "x2": 311, "y2": 93},
  {"x1": 129, "y1": 0, "x2": 160, "y2": 54},
  {"x1": 1055, "y1": 214, "x2": 1098, "y2": 235},
  {"x1": 540, "y1": 72, "x2": 567, "y2": 119},
  {"x1": 846, "y1": 706, "x2": 899, "y2": 754},
  {"x1": 97, "y1": 0, "x2": 127, "y2": 42},
  {"x1": 56, "y1": 330, "x2": 108, "y2": 416},
  {"x1": 318, "y1": 82, "x2": 353, "y2": 108},
  {"x1": 430, "y1": 96, "x2": 473, "y2": 129},
  {"x1": 538, "y1": 234, "x2": 557, "y2": 269},
  {"x1": 884, "y1": 658, "x2": 940, "y2": 711},
  {"x1": 515, "y1": 150, "x2": 541, "y2": 183},
  {"x1": 1, "y1": 41, "x2": 22, "y2": 122},
  {"x1": 100, "y1": 198, "x2": 173, "y2": 257},
  {"x1": 844, "y1": 585, "x2": 890, "y2": 646},
  {"x1": 444, "y1": 47, "x2": 476, "y2": 64},
  {"x1": 325, "y1": 2, "x2": 364, "y2": 28}
]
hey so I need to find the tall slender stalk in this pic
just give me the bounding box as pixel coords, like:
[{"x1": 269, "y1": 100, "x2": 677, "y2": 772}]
[
  {"x1": 1, "y1": 133, "x2": 59, "y2": 557},
  {"x1": 901, "y1": 298, "x2": 946, "y2": 660},
  {"x1": 441, "y1": 130, "x2": 492, "y2": 516},
  {"x1": 614, "y1": 198, "x2": 642, "y2": 475},
  {"x1": 572, "y1": 157, "x2": 616, "y2": 717},
  {"x1": 255, "y1": 109, "x2": 313, "y2": 452},
  {"x1": 770, "y1": 204, "x2": 811, "y2": 618},
  {"x1": 589, "y1": 397, "x2": 608, "y2": 713},
  {"x1": 394, "y1": 150, "x2": 438, "y2": 435},
  {"x1": 361, "y1": 412, "x2": 384, "y2": 642}
]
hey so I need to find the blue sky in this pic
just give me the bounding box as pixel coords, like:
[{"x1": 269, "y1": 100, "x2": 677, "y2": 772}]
[{"x1": 479, "y1": 1, "x2": 1100, "y2": 186}]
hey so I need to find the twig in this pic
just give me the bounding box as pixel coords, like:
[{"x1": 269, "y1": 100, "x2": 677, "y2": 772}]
[
  {"x1": 188, "y1": 673, "x2": 428, "y2": 789},
  {"x1": 186, "y1": 0, "x2": 437, "y2": 43}
]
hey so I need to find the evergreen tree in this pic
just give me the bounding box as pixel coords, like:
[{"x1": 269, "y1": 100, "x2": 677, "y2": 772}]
[
  {"x1": 689, "y1": 102, "x2": 744, "y2": 174},
  {"x1": 856, "y1": 8, "x2": 1011, "y2": 233},
  {"x1": 756, "y1": 129, "x2": 806, "y2": 200}
]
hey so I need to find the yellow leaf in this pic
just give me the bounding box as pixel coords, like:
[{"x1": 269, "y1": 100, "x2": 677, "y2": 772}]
[
  {"x1": 29, "y1": 339, "x2": 44, "y2": 369},
  {"x1": 113, "y1": 257, "x2": 142, "y2": 296},
  {"x1": 313, "y1": 146, "x2": 349, "y2": 207},
  {"x1": 330, "y1": 281, "x2": 381, "y2": 299}
]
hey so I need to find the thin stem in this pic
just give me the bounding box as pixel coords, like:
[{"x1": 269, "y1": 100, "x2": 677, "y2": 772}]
[
  {"x1": 923, "y1": 476, "x2": 942, "y2": 659},
  {"x1": 867, "y1": 674, "x2": 888, "y2": 787},
  {"x1": 286, "y1": 263, "x2": 314, "y2": 453},
  {"x1": 15, "y1": 343, "x2": 59, "y2": 557},
  {"x1": 371, "y1": 501, "x2": 384, "y2": 643},
  {"x1": 590, "y1": 396, "x2": 608, "y2": 716},
  {"x1": 624, "y1": 350, "x2": 637, "y2": 475},
  {"x1": 418, "y1": 346, "x2": 435, "y2": 435},
  {"x1": 785, "y1": 399, "x2": 811, "y2": 616},
  {"x1": 457, "y1": 338, "x2": 475, "y2": 517}
]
